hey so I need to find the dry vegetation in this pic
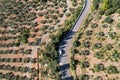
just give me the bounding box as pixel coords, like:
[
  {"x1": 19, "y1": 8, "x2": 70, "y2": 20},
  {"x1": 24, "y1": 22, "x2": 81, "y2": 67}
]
[{"x1": 71, "y1": 0, "x2": 120, "y2": 80}]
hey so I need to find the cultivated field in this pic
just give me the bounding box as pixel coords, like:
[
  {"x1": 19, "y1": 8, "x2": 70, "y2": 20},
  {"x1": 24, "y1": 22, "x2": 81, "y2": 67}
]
[
  {"x1": 0, "y1": 0, "x2": 83, "y2": 80},
  {"x1": 71, "y1": 0, "x2": 120, "y2": 80}
]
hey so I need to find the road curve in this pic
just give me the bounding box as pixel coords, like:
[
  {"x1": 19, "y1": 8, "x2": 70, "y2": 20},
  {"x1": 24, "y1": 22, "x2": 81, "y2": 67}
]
[{"x1": 58, "y1": 0, "x2": 91, "y2": 80}]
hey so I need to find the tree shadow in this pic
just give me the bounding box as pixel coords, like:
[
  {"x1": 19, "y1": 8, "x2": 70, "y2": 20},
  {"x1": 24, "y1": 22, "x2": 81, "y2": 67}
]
[
  {"x1": 60, "y1": 63, "x2": 70, "y2": 71},
  {"x1": 65, "y1": 31, "x2": 76, "y2": 40},
  {"x1": 62, "y1": 76, "x2": 73, "y2": 80}
]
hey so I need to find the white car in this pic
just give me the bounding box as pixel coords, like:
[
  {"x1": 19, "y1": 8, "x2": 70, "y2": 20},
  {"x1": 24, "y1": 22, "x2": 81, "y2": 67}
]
[
  {"x1": 59, "y1": 50, "x2": 62, "y2": 55},
  {"x1": 59, "y1": 62, "x2": 63, "y2": 66}
]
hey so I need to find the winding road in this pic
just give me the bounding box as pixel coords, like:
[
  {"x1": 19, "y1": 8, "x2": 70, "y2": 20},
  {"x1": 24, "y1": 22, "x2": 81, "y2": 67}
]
[{"x1": 58, "y1": 0, "x2": 91, "y2": 80}]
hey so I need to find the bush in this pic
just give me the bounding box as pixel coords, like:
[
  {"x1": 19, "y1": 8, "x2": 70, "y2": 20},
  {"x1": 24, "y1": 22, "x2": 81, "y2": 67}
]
[
  {"x1": 79, "y1": 75, "x2": 90, "y2": 80},
  {"x1": 86, "y1": 30, "x2": 93, "y2": 36},
  {"x1": 105, "y1": 8, "x2": 115, "y2": 16},
  {"x1": 105, "y1": 44, "x2": 113, "y2": 50},
  {"x1": 116, "y1": 9, "x2": 120, "y2": 14},
  {"x1": 102, "y1": 24, "x2": 108, "y2": 28},
  {"x1": 82, "y1": 50, "x2": 90, "y2": 55},
  {"x1": 81, "y1": 61, "x2": 90, "y2": 68},
  {"x1": 91, "y1": 23, "x2": 98, "y2": 28},
  {"x1": 94, "y1": 63, "x2": 105, "y2": 72},
  {"x1": 110, "y1": 50, "x2": 120, "y2": 62},
  {"x1": 93, "y1": 43, "x2": 102, "y2": 49},
  {"x1": 109, "y1": 32, "x2": 116, "y2": 39},
  {"x1": 104, "y1": 17, "x2": 114, "y2": 23},
  {"x1": 41, "y1": 20, "x2": 47, "y2": 24},
  {"x1": 92, "y1": 0, "x2": 100, "y2": 10},
  {"x1": 66, "y1": 13, "x2": 71, "y2": 17},
  {"x1": 107, "y1": 66, "x2": 119, "y2": 74},
  {"x1": 94, "y1": 52, "x2": 104, "y2": 59},
  {"x1": 97, "y1": 31, "x2": 105, "y2": 36},
  {"x1": 71, "y1": 49, "x2": 79, "y2": 54},
  {"x1": 82, "y1": 41, "x2": 91, "y2": 48},
  {"x1": 73, "y1": 40, "x2": 80, "y2": 47},
  {"x1": 98, "y1": 9, "x2": 104, "y2": 15},
  {"x1": 20, "y1": 28, "x2": 29, "y2": 44}
]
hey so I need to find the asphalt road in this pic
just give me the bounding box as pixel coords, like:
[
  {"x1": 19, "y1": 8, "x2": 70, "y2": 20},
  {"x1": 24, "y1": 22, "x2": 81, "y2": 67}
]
[{"x1": 58, "y1": 0, "x2": 91, "y2": 80}]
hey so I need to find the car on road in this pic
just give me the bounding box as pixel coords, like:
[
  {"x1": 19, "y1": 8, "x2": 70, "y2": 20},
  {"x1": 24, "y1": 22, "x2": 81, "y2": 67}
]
[
  {"x1": 59, "y1": 50, "x2": 62, "y2": 56},
  {"x1": 59, "y1": 49, "x2": 65, "y2": 56},
  {"x1": 59, "y1": 62, "x2": 63, "y2": 66}
]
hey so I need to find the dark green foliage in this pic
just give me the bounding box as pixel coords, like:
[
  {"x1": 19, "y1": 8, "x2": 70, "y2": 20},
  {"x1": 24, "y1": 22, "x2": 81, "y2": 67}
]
[
  {"x1": 82, "y1": 41, "x2": 91, "y2": 48},
  {"x1": 109, "y1": 50, "x2": 120, "y2": 62},
  {"x1": 91, "y1": 23, "x2": 98, "y2": 28},
  {"x1": 70, "y1": 57, "x2": 75, "y2": 70},
  {"x1": 93, "y1": 43, "x2": 102, "y2": 49},
  {"x1": 98, "y1": 9, "x2": 105, "y2": 15},
  {"x1": 93, "y1": 0, "x2": 100, "y2": 10},
  {"x1": 108, "y1": 32, "x2": 116, "y2": 39},
  {"x1": 20, "y1": 28, "x2": 29, "y2": 44},
  {"x1": 80, "y1": 75, "x2": 90, "y2": 80},
  {"x1": 81, "y1": 61, "x2": 90, "y2": 68},
  {"x1": 116, "y1": 9, "x2": 120, "y2": 14},
  {"x1": 71, "y1": 49, "x2": 79, "y2": 54},
  {"x1": 104, "y1": 17, "x2": 114, "y2": 23},
  {"x1": 107, "y1": 66, "x2": 119, "y2": 74},
  {"x1": 82, "y1": 50, "x2": 90, "y2": 55},
  {"x1": 105, "y1": 8, "x2": 115, "y2": 16},
  {"x1": 86, "y1": 30, "x2": 93, "y2": 36},
  {"x1": 97, "y1": 31, "x2": 105, "y2": 36},
  {"x1": 102, "y1": 24, "x2": 108, "y2": 28},
  {"x1": 73, "y1": 40, "x2": 80, "y2": 47},
  {"x1": 105, "y1": 44, "x2": 113, "y2": 50},
  {"x1": 41, "y1": 20, "x2": 47, "y2": 24},
  {"x1": 94, "y1": 63, "x2": 105, "y2": 72},
  {"x1": 108, "y1": 0, "x2": 120, "y2": 9}
]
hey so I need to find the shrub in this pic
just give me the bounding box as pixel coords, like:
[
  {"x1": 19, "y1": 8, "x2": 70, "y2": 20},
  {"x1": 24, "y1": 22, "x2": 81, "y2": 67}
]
[
  {"x1": 110, "y1": 50, "x2": 120, "y2": 62},
  {"x1": 81, "y1": 61, "x2": 90, "y2": 68},
  {"x1": 94, "y1": 63, "x2": 105, "y2": 72},
  {"x1": 86, "y1": 30, "x2": 93, "y2": 36},
  {"x1": 71, "y1": 49, "x2": 79, "y2": 54},
  {"x1": 20, "y1": 28, "x2": 29, "y2": 44},
  {"x1": 38, "y1": 12, "x2": 43, "y2": 17},
  {"x1": 97, "y1": 31, "x2": 105, "y2": 36},
  {"x1": 107, "y1": 66, "x2": 119, "y2": 74},
  {"x1": 105, "y1": 8, "x2": 115, "y2": 16},
  {"x1": 104, "y1": 17, "x2": 114, "y2": 23},
  {"x1": 73, "y1": 40, "x2": 80, "y2": 47},
  {"x1": 94, "y1": 52, "x2": 104, "y2": 59},
  {"x1": 98, "y1": 9, "x2": 105, "y2": 15},
  {"x1": 82, "y1": 50, "x2": 90, "y2": 55},
  {"x1": 93, "y1": 43, "x2": 102, "y2": 49},
  {"x1": 109, "y1": 32, "x2": 116, "y2": 39},
  {"x1": 41, "y1": 20, "x2": 47, "y2": 24},
  {"x1": 105, "y1": 44, "x2": 113, "y2": 50},
  {"x1": 65, "y1": 13, "x2": 71, "y2": 17},
  {"x1": 79, "y1": 75, "x2": 90, "y2": 80},
  {"x1": 82, "y1": 41, "x2": 91, "y2": 48},
  {"x1": 91, "y1": 23, "x2": 98, "y2": 28},
  {"x1": 102, "y1": 24, "x2": 108, "y2": 28},
  {"x1": 116, "y1": 9, "x2": 120, "y2": 14}
]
